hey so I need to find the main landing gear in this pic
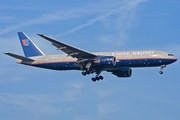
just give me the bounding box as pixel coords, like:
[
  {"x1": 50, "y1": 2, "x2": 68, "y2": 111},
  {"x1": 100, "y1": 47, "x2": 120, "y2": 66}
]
[
  {"x1": 81, "y1": 71, "x2": 94, "y2": 76},
  {"x1": 81, "y1": 70, "x2": 104, "y2": 82},
  {"x1": 92, "y1": 75, "x2": 103, "y2": 82},
  {"x1": 159, "y1": 65, "x2": 166, "y2": 74}
]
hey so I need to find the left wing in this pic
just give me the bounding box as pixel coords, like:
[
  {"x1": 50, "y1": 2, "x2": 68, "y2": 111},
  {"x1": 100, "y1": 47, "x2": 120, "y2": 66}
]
[{"x1": 37, "y1": 34, "x2": 97, "y2": 60}]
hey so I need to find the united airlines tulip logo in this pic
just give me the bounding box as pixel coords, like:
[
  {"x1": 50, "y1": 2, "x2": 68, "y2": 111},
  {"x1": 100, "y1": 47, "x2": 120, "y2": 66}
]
[{"x1": 22, "y1": 39, "x2": 30, "y2": 46}]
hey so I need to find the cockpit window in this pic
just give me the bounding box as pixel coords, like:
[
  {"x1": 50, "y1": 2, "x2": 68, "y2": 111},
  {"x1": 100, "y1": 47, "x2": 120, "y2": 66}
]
[{"x1": 168, "y1": 54, "x2": 174, "y2": 56}]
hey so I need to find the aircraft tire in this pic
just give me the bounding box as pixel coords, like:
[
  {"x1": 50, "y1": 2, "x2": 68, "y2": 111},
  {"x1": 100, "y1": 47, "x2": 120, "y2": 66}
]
[
  {"x1": 82, "y1": 71, "x2": 86, "y2": 76},
  {"x1": 92, "y1": 77, "x2": 96, "y2": 82},
  {"x1": 87, "y1": 71, "x2": 90, "y2": 75},
  {"x1": 96, "y1": 77, "x2": 100, "y2": 81},
  {"x1": 159, "y1": 71, "x2": 163, "y2": 74},
  {"x1": 99, "y1": 76, "x2": 103, "y2": 80}
]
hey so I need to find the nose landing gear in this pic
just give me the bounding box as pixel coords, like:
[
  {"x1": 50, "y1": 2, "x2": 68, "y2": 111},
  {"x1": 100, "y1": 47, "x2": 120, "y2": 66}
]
[{"x1": 159, "y1": 65, "x2": 166, "y2": 74}]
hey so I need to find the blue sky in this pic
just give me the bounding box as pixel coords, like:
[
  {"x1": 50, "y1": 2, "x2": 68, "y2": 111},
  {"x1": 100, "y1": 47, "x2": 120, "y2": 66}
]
[{"x1": 0, "y1": 0, "x2": 180, "y2": 120}]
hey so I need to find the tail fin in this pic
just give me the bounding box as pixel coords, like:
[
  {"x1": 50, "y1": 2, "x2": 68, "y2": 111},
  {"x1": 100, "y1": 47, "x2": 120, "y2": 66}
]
[{"x1": 18, "y1": 32, "x2": 44, "y2": 57}]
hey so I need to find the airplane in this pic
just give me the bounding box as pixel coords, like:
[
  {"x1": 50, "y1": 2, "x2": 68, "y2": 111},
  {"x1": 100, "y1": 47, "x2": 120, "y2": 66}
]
[{"x1": 4, "y1": 32, "x2": 177, "y2": 82}]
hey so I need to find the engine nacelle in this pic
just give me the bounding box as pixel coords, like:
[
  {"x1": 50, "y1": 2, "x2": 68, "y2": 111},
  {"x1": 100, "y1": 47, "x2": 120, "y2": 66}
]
[
  {"x1": 112, "y1": 68, "x2": 132, "y2": 77},
  {"x1": 94, "y1": 56, "x2": 116, "y2": 67}
]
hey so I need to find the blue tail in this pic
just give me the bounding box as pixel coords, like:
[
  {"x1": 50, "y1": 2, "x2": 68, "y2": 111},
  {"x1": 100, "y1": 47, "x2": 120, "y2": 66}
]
[{"x1": 18, "y1": 32, "x2": 44, "y2": 57}]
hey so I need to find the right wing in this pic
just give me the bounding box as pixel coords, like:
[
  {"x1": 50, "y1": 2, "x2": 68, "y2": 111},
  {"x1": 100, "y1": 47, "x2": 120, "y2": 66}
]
[{"x1": 37, "y1": 34, "x2": 97, "y2": 60}]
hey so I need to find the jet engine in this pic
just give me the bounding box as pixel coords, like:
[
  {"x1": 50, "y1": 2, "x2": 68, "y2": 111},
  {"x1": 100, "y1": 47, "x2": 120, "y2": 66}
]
[
  {"x1": 111, "y1": 68, "x2": 132, "y2": 77},
  {"x1": 94, "y1": 56, "x2": 116, "y2": 67}
]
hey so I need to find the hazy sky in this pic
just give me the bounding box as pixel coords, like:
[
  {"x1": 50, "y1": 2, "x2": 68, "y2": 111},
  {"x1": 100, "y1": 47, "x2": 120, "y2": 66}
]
[{"x1": 0, "y1": 0, "x2": 180, "y2": 120}]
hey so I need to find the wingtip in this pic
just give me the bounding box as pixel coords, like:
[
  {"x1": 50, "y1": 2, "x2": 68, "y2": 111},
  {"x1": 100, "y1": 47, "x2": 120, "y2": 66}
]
[{"x1": 4, "y1": 52, "x2": 9, "y2": 54}]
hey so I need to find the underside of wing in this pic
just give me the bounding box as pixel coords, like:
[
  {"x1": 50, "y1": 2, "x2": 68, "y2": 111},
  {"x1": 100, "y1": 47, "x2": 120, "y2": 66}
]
[{"x1": 37, "y1": 34, "x2": 97, "y2": 60}]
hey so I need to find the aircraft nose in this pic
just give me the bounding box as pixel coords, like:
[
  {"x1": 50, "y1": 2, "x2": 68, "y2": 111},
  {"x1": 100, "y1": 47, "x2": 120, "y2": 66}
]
[
  {"x1": 172, "y1": 57, "x2": 178, "y2": 63},
  {"x1": 174, "y1": 57, "x2": 178, "y2": 62},
  {"x1": 168, "y1": 56, "x2": 178, "y2": 64}
]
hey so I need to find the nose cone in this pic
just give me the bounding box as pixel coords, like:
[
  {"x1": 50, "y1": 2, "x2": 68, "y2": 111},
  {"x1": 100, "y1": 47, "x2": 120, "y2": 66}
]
[
  {"x1": 174, "y1": 57, "x2": 178, "y2": 62},
  {"x1": 171, "y1": 57, "x2": 178, "y2": 63},
  {"x1": 166, "y1": 57, "x2": 178, "y2": 65}
]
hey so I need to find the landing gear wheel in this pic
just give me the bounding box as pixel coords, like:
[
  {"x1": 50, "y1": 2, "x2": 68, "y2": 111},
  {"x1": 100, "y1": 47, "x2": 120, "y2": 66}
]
[
  {"x1": 86, "y1": 71, "x2": 90, "y2": 75},
  {"x1": 91, "y1": 75, "x2": 104, "y2": 82},
  {"x1": 99, "y1": 75, "x2": 103, "y2": 80},
  {"x1": 91, "y1": 70, "x2": 103, "y2": 82},
  {"x1": 159, "y1": 71, "x2": 163, "y2": 74},
  {"x1": 92, "y1": 77, "x2": 96, "y2": 82},
  {"x1": 82, "y1": 71, "x2": 86, "y2": 76},
  {"x1": 96, "y1": 77, "x2": 100, "y2": 81}
]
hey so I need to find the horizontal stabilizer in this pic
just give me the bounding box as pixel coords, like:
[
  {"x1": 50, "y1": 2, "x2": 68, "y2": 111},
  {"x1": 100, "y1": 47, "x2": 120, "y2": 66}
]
[{"x1": 4, "y1": 52, "x2": 35, "y2": 61}]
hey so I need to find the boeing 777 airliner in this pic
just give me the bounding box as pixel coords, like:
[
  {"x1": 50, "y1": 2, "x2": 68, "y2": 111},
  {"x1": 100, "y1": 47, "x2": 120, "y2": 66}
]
[{"x1": 4, "y1": 32, "x2": 177, "y2": 82}]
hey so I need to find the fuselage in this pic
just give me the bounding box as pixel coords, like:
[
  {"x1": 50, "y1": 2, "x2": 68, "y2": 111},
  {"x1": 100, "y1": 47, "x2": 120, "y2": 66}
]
[{"x1": 17, "y1": 50, "x2": 177, "y2": 71}]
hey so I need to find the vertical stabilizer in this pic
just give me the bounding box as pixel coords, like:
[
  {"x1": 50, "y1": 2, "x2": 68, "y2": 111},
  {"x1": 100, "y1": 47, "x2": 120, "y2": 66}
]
[{"x1": 18, "y1": 32, "x2": 44, "y2": 57}]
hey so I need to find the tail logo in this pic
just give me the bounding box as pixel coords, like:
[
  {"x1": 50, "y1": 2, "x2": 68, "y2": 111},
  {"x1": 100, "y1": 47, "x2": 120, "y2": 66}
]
[{"x1": 22, "y1": 39, "x2": 30, "y2": 46}]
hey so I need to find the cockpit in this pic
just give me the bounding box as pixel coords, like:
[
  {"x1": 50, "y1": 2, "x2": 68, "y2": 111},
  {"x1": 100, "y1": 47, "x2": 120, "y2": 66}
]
[{"x1": 168, "y1": 54, "x2": 174, "y2": 56}]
